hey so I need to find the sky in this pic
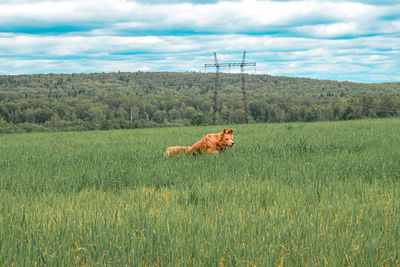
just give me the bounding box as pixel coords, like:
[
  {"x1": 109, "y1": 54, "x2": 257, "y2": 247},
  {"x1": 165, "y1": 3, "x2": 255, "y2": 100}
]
[{"x1": 0, "y1": 0, "x2": 400, "y2": 83}]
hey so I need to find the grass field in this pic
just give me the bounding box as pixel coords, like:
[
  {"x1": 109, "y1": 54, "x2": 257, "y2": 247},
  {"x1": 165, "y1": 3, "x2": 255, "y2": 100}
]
[{"x1": 1, "y1": 118, "x2": 399, "y2": 265}]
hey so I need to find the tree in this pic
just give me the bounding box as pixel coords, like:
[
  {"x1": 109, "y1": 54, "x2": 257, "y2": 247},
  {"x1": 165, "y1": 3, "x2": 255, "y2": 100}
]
[
  {"x1": 304, "y1": 106, "x2": 317, "y2": 122},
  {"x1": 231, "y1": 109, "x2": 247, "y2": 124},
  {"x1": 0, "y1": 71, "x2": 399, "y2": 133},
  {"x1": 377, "y1": 95, "x2": 398, "y2": 117},
  {"x1": 152, "y1": 110, "x2": 165, "y2": 124},
  {"x1": 340, "y1": 99, "x2": 360, "y2": 120},
  {"x1": 249, "y1": 102, "x2": 263, "y2": 122},
  {"x1": 34, "y1": 107, "x2": 53, "y2": 124},
  {"x1": 221, "y1": 105, "x2": 230, "y2": 123},
  {"x1": 88, "y1": 105, "x2": 105, "y2": 126},
  {"x1": 191, "y1": 113, "x2": 207, "y2": 125},
  {"x1": 168, "y1": 108, "x2": 180, "y2": 121},
  {"x1": 184, "y1": 106, "x2": 197, "y2": 120},
  {"x1": 0, "y1": 118, "x2": 15, "y2": 133},
  {"x1": 115, "y1": 107, "x2": 128, "y2": 120},
  {"x1": 286, "y1": 106, "x2": 302, "y2": 122},
  {"x1": 268, "y1": 104, "x2": 285, "y2": 122},
  {"x1": 359, "y1": 94, "x2": 377, "y2": 118}
]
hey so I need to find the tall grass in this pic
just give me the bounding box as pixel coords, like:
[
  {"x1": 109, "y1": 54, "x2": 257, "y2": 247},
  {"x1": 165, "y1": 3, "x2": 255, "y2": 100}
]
[{"x1": 1, "y1": 118, "x2": 399, "y2": 265}]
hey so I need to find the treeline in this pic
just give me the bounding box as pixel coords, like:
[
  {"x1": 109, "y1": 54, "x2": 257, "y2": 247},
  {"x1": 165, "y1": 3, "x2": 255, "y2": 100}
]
[{"x1": 0, "y1": 72, "x2": 399, "y2": 133}]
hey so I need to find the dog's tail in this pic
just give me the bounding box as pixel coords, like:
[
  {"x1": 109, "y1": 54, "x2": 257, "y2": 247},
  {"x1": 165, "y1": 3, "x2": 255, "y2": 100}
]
[{"x1": 164, "y1": 146, "x2": 191, "y2": 157}]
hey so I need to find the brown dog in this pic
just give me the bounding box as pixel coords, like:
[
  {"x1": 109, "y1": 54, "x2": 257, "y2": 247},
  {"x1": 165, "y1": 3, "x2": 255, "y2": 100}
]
[{"x1": 164, "y1": 128, "x2": 234, "y2": 157}]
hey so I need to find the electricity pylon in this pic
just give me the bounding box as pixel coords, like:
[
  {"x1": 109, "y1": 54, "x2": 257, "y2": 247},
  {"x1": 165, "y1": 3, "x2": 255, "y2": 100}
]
[
  {"x1": 204, "y1": 51, "x2": 256, "y2": 124},
  {"x1": 241, "y1": 51, "x2": 249, "y2": 123}
]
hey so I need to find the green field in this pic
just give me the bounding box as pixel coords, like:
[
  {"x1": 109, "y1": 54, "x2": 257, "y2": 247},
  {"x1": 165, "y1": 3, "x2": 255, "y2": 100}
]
[{"x1": 1, "y1": 119, "x2": 399, "y2": 265}]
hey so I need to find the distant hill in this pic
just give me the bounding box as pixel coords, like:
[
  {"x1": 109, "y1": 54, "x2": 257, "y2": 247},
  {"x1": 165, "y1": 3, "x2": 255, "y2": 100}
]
[
  {"x1": 1, "y1": 72, "x2": 399, "y2": 99},
  {"x1": 0, "y1": 72, "x2": 399, "y2": 133}
]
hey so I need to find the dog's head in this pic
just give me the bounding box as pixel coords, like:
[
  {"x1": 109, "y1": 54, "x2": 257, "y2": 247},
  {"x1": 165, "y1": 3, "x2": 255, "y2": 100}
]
[{"x1": 219, "y1": 128, "x2": 234, "y2": 147}]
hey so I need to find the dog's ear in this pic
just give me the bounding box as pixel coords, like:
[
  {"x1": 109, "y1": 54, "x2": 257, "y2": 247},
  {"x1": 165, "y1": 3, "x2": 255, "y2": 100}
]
[
  {"x1": 219, "y1": 129, "x2": 226, "y2": 141},
  {"x1": 227, "y1": 129, "x2": 234, "y2": 134}
]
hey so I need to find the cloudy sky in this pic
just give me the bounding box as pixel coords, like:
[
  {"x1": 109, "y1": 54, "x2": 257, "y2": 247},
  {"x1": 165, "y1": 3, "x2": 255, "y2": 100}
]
[{"x1": 1, "y1": 0, "x2": 400, "y2": 83}]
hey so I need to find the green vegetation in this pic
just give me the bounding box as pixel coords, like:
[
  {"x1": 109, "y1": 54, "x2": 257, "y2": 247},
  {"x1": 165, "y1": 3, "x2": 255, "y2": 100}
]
[
  {"x1": 1, "y1": 118, "x2": 399, "y2": 265},
  {"x1": 1, "y1": 72, "x2": 399, "y2": 133}
]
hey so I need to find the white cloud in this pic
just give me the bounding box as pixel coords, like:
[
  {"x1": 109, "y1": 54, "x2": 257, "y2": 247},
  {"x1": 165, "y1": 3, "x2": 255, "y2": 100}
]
[
  {"x1": 1, "y1": 0, "x2": 398, "y2": 38},
  {"x1": 298, "y1": 22, "x2": 358, "y2": 38},
  {"x1": 1, "y1": 33, "x2": 399, "y2": 79},
  {"x1": 1, "y1": 0, "x2": 400, "y2": 82}
]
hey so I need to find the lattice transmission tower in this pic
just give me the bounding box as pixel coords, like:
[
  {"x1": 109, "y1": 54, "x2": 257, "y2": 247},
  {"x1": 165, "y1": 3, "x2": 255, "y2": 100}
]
[{"x1": 204, "y1": 51, "x2": 256, "y2": 124}]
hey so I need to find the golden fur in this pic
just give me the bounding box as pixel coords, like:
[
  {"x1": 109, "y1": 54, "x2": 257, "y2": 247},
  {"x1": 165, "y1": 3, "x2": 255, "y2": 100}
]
[{"x1": 164, "y1": 128, "x2": 234, "y2": 157}]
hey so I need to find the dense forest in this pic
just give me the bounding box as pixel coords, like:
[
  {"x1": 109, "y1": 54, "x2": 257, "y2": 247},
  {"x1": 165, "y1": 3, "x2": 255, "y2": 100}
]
[{"x1": 0, "y1": 71, "x2": 399, "y2": 133}]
